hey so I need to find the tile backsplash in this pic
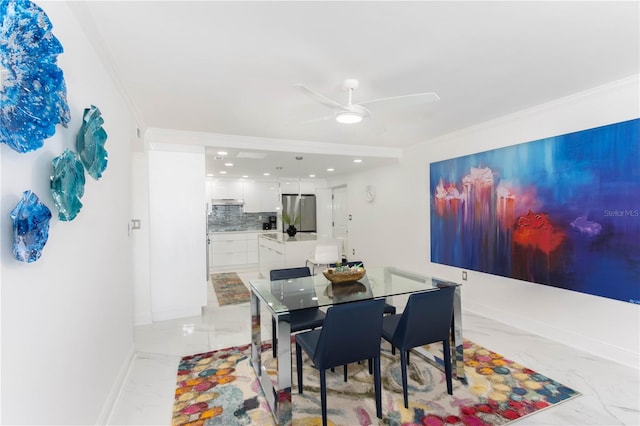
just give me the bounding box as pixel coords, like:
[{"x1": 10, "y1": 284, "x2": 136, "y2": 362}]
[{"x1": 208, "y1": 205, "x2": 277, "y2": 232}]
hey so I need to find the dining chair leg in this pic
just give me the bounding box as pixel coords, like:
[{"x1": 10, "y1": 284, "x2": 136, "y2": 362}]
[
  {"x1": 320, "y1": 369, "x2": 328, "y2": 426},
  {"x1": 296, "y1": 342, "x2": 303, "y2": 394},
  {"x1": 374, "y1": 356, "x2": 382, "y2": 419},
  {"x1": 343, "y1": 364, "x2": 348, "y2": 382},
  {"x1": 272, "y1": 318, "x2": 277, "y2": 358},
  {"x1": 443, "y1": 339, "x2": 453, "y2": 395},
  {"x1": 368, "y1": 358, "x2": 373, "y2": 375},
  {"x1": 400, "y1": 349, "x2": 409, "y2": 408}
]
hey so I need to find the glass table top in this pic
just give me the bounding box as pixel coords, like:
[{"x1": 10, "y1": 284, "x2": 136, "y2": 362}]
[{"x1": 249, "y1": 266, "x2": 458, "y2": 314}]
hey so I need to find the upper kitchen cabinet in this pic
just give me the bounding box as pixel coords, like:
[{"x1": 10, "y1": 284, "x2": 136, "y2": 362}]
[
  {"x1": 243, "y1": 181, "x2": 280, "y2": 213},
  {"x1": 208, "y1": 180, "x2": 244, "y2": 200},
  {"x1": 280, "y1": 180, "x2": 315, "y2": 195}
]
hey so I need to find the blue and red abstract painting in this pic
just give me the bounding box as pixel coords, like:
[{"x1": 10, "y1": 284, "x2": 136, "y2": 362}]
[{"x1": 430, "y1": 119, "x2": 640, "y2": 304}]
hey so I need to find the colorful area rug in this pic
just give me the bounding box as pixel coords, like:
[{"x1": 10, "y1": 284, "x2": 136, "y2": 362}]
[
  {"x1": 172, "y1": 340, "x2": 580, "y2": 425},
  {"x1": 211, "y1": 272, "x2": 250, "y2": 306}
]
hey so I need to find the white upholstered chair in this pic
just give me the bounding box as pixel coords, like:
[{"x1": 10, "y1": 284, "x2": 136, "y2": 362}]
[{"x1": 305, "y1": 245, "x2": 341, "y2": 275}]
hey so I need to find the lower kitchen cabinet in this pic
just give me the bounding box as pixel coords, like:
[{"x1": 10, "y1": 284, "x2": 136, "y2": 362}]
[
  {"x1": 258, "y1": 236, "x2": 286, "y2": 278},
  {"x1": 209, "y1": 232, "x2": 264, "y2": 272}
]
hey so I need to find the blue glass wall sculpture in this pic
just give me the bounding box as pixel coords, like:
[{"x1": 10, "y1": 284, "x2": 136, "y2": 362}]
[
  {"x1": 10, "y1": 190, "x2": 52, "y2": 262},
  {"x1": 77, "y1": 105, "x2": 108, "y2": 179},
  {"x1": 50, "y1": 149, "x2": 85, "y2": 221},
  {"x1": 0, "y1": 0, "x2": 70, "y2": 153}
]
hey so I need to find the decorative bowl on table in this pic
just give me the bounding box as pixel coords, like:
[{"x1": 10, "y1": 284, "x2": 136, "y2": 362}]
[{"x1": 322, "y1": 267, "x2": 365, "y2": 284}]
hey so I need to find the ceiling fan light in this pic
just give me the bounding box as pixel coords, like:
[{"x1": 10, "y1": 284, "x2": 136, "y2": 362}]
[{"x1": 335, "y1": 111, "x2": 363, "y2": 124}]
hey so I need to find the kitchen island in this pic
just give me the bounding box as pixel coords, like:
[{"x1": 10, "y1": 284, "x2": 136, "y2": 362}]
[{"x1": 258, "y1": 233, "x2": 341, "y2": 277}]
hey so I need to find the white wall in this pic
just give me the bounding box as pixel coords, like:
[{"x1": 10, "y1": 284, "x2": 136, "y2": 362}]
[
  {"x1": 147, "y1": 144, "x2": 207, "y2": 321},
  {"x1": 132, "y1": 152, "x2": 152, "y2": 325},
  {"x1": 342, "y1": 75, "x2": 640, "y2": 368},
  {"x1": 0, "y1": 3, "x2": 136, "y2": 424}
]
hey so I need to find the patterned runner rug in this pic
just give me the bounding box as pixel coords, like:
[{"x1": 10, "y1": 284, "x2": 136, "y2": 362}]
[
  {"x1": 211, "y1": 272, "x2": 250, "y2": 306},
  {"x1": 172, "y1": 340, "x2": 580, "y2": 425}
]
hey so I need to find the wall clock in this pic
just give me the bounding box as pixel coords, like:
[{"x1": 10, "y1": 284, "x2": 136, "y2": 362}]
[{"x1": 365, "y1": 184, "x2": 376, "y2": 202}]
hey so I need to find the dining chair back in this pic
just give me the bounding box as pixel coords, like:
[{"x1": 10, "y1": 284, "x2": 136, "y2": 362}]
[
  {"x1": 270, "y1": 267, "x2": 311, "y2": 281},
  {"x1": 269, "y1": 267, "x2": 325, "y2": 358},
  {"x1": 381, "y1": 285, "x2": 455, "y2": 408},
  {"x1": 295, "y1": 299, "x2": 385, "y2": 426}
]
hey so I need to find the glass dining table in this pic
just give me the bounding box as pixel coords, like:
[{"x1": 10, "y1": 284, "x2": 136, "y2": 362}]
[{"x1": 249, "y1": 266, "x2": 464, "y2": 425}]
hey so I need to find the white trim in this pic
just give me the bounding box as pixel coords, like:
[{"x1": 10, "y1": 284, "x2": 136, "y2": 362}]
[
  {"x1": 97, "y1": 345, "x2": 136, "y2": 425},
  {"x1": 464, "y1": 303, "x2": 639, "y2": 370},
  {"x1": 425, "y1": 74, "x2": 640, "y2": 152},
  {"x1": 134, "y1": 313, "x2": 153, "y2": 326},
  {"x1": 145, "y1": 128, "x2": 403, "y2": 159},
  {"x1": 151, "y1": 306, "x2": 202, "y2": 322}
]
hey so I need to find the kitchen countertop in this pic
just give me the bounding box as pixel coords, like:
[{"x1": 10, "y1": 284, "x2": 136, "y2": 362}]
[
  {"x1": 209, "y1": 230, "x2": 274, "y2": 234},
  {"x1": 259, "y1": 233, "x2": 319, "y2": 243}
]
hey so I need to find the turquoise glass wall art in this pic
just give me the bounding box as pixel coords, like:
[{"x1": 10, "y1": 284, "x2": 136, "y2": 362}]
[
  {"x1": 50, "y1": 149, "x2": 85, "y2": 221},
  {"x1": 10, "y1": 190, "x2": 52, "y2": 262},
  {"x1": 77, "y1": 105, "x2": 108, "y2": 179},
  {"x1": 0, "y1": 0, "x2": 70, "y2": 153}
]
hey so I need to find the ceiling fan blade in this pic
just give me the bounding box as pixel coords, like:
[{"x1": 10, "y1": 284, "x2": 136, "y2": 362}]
[
  {"x1": 294, "y1": 83, "x2": 349, "y2": 111},
  {"x1": 295, "y1": 115, "x2": 334, "y2": 126},
  {"x1": 358, "y1": 92, "x2": 440, "y2": 107}
]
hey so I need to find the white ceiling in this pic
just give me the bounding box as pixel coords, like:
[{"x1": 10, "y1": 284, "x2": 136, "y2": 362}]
[{"x1": 70, "y1": 1, "x2": 639, "y2": 180}]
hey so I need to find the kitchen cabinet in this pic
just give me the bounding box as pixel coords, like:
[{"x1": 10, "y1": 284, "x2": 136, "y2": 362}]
[
  {"x1": 246, "y1": 233, "x2": 260, "y2": 263},
  {"x1": 243, "y1": 181, "x2": 280, "y2": 213},
  {"x1": 258, "y1": 236, "x2": 285, "y2": 278},
  {"x1": 209, "y1": 233, "x2": 246, "y2": 270},
  {"x1": 209, "y1": 231, "x2": 264, "y2": 272},
  {"x1": 280, "y1": 180, "x2": 315, "y2": 195},
  {"x1": 258, "y1": 233, "x2": 341, "y2": 278},
  {"x1": 209, "y1": 180, "x2": 244, "y2": 200}
]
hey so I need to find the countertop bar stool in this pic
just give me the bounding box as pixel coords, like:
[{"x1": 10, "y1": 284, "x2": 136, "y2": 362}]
[
  {"x1": 295, "y1": 299, "x2": 385, "y2": 426},
  {"x1": 305, "y1": 245, "x2": 340, "y2": 275},
  {"x1": 381, "y1": 286, "x2": 456, "y2": 408},
  {"x1": 269, "y1": 267, "x2": 326, "y2": 359}
]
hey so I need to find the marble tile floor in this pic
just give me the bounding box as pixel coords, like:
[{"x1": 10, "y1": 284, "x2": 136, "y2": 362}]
[{"x1": 108, "y1": 270, "x2": 640, "y2": 425}]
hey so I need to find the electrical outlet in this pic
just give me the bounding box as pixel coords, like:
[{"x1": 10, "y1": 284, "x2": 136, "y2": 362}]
[
  {"x1": 462, "y1": 271, "x2": 468, "y2": 281},
  {"x1": 352, "y1": 249, "x2": 356, "y2": 256}
]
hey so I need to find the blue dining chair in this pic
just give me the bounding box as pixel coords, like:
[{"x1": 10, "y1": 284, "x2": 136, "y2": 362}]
[
  {"x1": 330, "y1": 261, "x2": 396, "y2": 315},
  {"x1": 295, "y1": 299, "x2": 385, "y2": 426},
  {"x1": 381, "y1": 286, "x2": 455, "y2": 408},
  {"x1": 270, "y1": 267, "x2": 326, "y2": 358}
]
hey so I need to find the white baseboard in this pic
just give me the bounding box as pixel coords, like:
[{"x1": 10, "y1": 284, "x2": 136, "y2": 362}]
[
  {"x1": 95, "y1": 344, "x2": 136, "y2": 425},
  {"x1": 152, "y1": 306, "x2": 202, "y2": 322},
  {"x1": 465, "y1": 302, "x2": 639, "y2": 369},
  {"x1": 135, "y1": 312, "x2": 153, "y2": 326}
]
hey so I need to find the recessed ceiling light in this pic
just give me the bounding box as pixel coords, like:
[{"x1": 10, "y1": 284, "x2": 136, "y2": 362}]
[
  {"x1": 206, "y1": 173, "x2": 214, "y2": 177},
  {"x1": 217, "y1": 151, "x2": 228, "y2": 156},
  {"x1": 327, "y1": 168, "x2": 334, "y2": 172},
  {"x1": 224, "y1": 162, "x2": 233, "y2": 167},
  {"x1": 242, "y1": 175, "x2": 249, "y2": 178},
  {"x1": 308, "y1": 174, "x2": 316, "y2": 178},
  {"x1": 219, "y1": 170, "x2": 227, "y2": 174},
  {"x1": 353, "y1": 159, "x2": 362, "y2": 163},
  {"x1": 263, "y1": 172, "x2": 270, "y2": 176}
]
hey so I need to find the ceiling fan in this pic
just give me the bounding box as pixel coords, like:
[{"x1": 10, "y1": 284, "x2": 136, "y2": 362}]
[{"x1": 294, "y1": 78, "x2": 440, "y2": 124}]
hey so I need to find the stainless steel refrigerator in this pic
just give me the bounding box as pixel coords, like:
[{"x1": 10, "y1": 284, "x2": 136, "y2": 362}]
[{"x1": 282, "y1": 194, "x2": 316, "y2": 232}]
